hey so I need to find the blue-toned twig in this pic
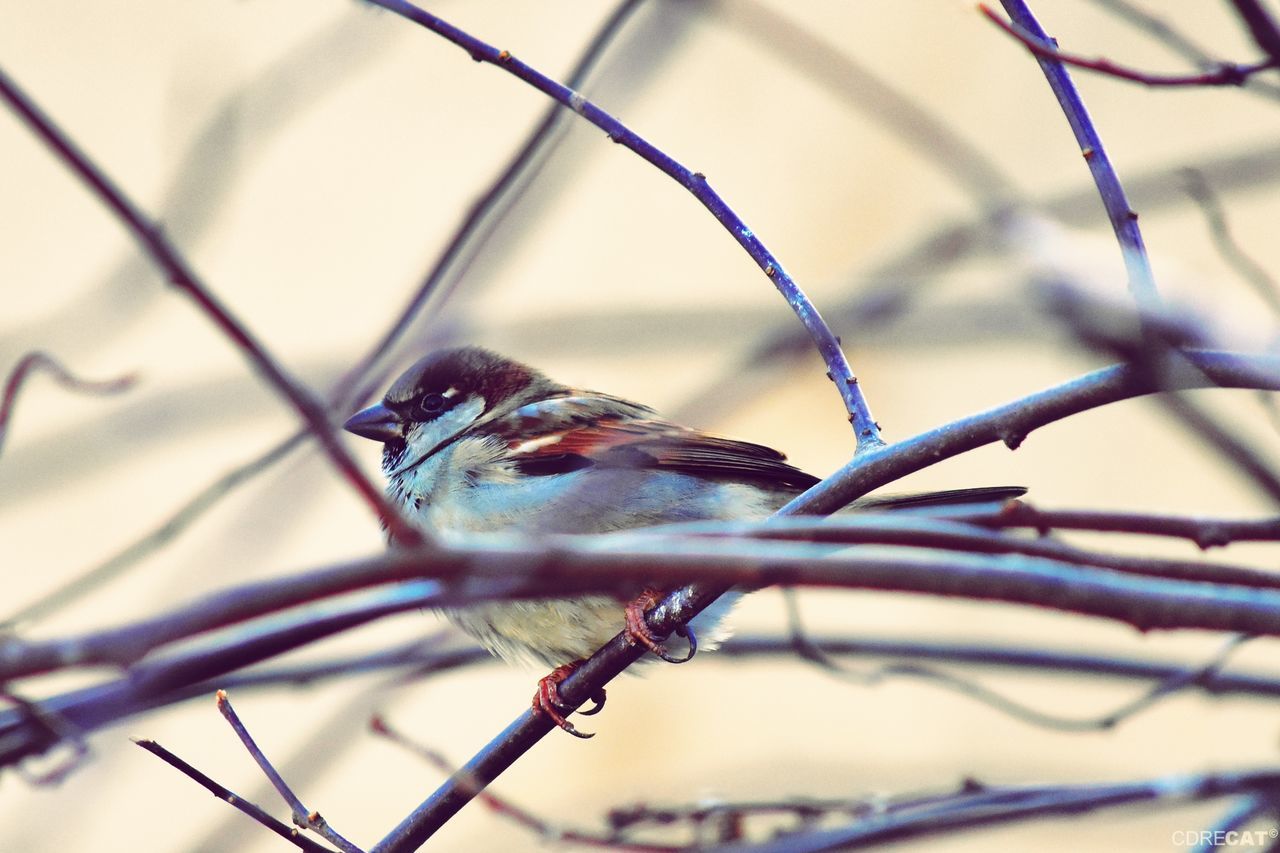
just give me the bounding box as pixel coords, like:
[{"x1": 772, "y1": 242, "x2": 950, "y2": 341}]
[
  {"x1": 134, "y1": 738, "x2": 334, "y2": 853},
  {"x1": 363, "y1": 0, "x2": 883, "y2": 451},
  {"x1": 987, "y1": 1, "x2": 1160, "y2": 308},
  {"x1": 216, "y1": 691, "x2": 364, "y2": 853}
]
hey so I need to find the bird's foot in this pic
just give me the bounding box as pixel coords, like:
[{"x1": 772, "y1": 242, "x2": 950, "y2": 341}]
[
  {"x1": 534, "y1": 661, "x2": 606, "y2": 739},
  {"x1": 624, "y1": 588, "x2": 697, "y2": 664}
]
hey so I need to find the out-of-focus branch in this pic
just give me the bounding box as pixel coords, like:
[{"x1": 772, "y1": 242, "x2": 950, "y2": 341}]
[
  {"x1": 13, "y1": 626, "x2": 1280, "y2": 776},
  {"x1": 783, "y1": 591, "x2": 1253, "y2": 733},
  {"x1": 5, "y1": 0, "x2": 656, "y2": 631},
  {"x1": 990, "y1": 0, "x2": 1160, "y2": 307},
  {"x1": 363, "y1": 0, "x2": 883, "y2": 450},
  {"x1": 370, "y1": 716, "x2": 679, "y2": 852},
  {"x1": 0, "y1": 581, "x2": 446, "y2": 767},
  {"x1": 708, "y1": 770, "x2": 1280, "y2": 852},
  {"x1": 10, "y1": 503, "x2": 1280, "y2": 686},
  {"x1": 949, "y1": 500, "x2": 1280, "y2": 548},
  {"x1": 1230, "y1": 0, "x2": 1280, "y2": 69},
  {"x1": 0, "y1": 352, "x2": 135, "y2": 459},
  {"x1": 0, "y1": 66, "x2": 420, "y2": 545},
  {"x1": 332, "y1": 0, "x2": 649, "y2": 406},
  {"x1": 672, "y1": 514, "x2": 1280, "y2": 589},
  {"x1": 2, "y1": 432, "x2": 305, "y2": 629},
  {"x1": 1037, "y1": 280, "x2": 1280, "y2": 503},
  {"x1": 1182, "y1": 167, "x2": 1280, "y2": 316},
  {"x1": 718, "y1": 0, "x2": 1018, "y2": 210}
]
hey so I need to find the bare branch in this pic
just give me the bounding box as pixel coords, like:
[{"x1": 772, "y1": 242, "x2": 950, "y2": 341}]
[
  {"x1": 3, "y1": 432, "x2": 305, "y2": 629},
  {"x1": 948, "y1": 500, "x2": 1280, "y2": 548},
  {"x1": 0, "y1": 66, "x2": 420, "y2": 545},
  {"x1": 988, "y1": 0, "x2": 1160, "y2": 306},
  {"x1": 1230, "y1": 0, "x2": 1280, "y2": 69},
  {"x1": 363, "y1": 0, "x2": 883, "y2": 450},
  {"x1": 371, "y1": 716, "x2": 679, "y2": 852},
  {"x1": 0, "y1": 352, "x2": 135, "y2": 459},
  {"x1": 217, "y1": 691, "x2": 364, "y2": 853},
  {"x1": 711, "y1": 770, "x2": 1280, "y2": 852},
  {"x1": 332, "y1": 0, "x2": 649, "y2": 406},
  {"x1": 982, "y1": 4, "x2": 1275, "y2": 87},
  {"x1": 1182, "y1": 167, "x2": 1280, "y2": 316},
  {"x1": 133, "y1": 738, "x2": 338, "y2": 853}
]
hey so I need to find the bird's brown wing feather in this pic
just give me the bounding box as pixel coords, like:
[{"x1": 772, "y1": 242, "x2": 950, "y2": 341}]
[{"x1": 500, "y1": 408, "x2": 819, "y2": 492}]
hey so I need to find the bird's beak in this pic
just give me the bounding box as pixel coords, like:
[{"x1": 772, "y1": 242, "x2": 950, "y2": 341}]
[{"x1": 343, "y1": 403, "x2": 403, "y2": 443}]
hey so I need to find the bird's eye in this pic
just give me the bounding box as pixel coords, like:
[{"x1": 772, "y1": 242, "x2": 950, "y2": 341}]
[{"x1": 416, "y1": 393, "x2": 448, "y2": 418}]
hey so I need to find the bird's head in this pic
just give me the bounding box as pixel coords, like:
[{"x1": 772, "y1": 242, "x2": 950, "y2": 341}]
[{"x1": 343, "y1": 346, "x2": 564, "y2": 474}]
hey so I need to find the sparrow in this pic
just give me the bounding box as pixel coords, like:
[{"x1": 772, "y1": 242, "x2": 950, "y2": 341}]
[{"x1": 344, "y1": 346, "x2": 1021, "y2": 735}]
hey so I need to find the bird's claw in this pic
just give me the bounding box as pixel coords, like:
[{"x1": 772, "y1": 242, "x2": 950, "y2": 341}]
[
  {"x1": 625, "y1": 589, "x2": 697, "y2": 664},
  {"x1": 534, "y1": 662, "x2": 596, "y2": 738}
]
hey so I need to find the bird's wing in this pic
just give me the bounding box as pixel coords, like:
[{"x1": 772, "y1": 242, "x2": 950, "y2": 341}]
[{"x1": 494, "y1": 396, "x2": 819, "y2": 491}]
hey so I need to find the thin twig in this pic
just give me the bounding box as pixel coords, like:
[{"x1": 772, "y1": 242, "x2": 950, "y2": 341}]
[
  {"x1": 784, "y1": 592, "x2": 1254, "y2": 733},
  {"x1": 0, "y1": 351, "x2": 135, "y2": 458},
  {"x1": 0, "y1": 65, "x2": 420, "y2": 545},
  {"x1": 332, "y1": 0, "x2": 649, "y2": 407},
  {"x1": 988, "y1": 1, "x2": 1161, "y2": 307},
  {"x1": 363, "y1": 0, "x2": 883, "y2": 450},
  {"x1": 952, "y1": 500, "x2": 1280, "y2": 548},
  {"x1": 1091, "y1": 0, "x2": 1280, "y2": 99},
  {"x1": 1182, "y1": 167, "x2": 1280, "y2": 316},
  {"x1": 216, "y1": 691, "x2": 364, "y2": 853},
  {"x1": 133, "y1": 738, "x2": 337, "y2": 853},
  {"x1": 719, "y1": 0, "x2": 1018, "y2": 209},
  {"x1": 2, "y1": 432, "x2": 305, "y2": 629},
  {"x1": 982, "y1": 5, "x2": 1275, "y2": 87}
]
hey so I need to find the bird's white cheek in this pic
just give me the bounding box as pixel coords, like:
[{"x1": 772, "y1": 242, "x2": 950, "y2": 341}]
[{"x1": 390, "y1": 396, "x2": 487, "y2": 476}]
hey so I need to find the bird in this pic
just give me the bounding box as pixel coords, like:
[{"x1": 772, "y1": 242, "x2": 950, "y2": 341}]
[{"x1": 344, "y1": 346, "x2": 1021, "y2": 736}]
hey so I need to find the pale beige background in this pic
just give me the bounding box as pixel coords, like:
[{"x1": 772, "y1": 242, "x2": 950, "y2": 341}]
[{"x1": 4, "y1": 1, "x2": 1280, "y2": 851}]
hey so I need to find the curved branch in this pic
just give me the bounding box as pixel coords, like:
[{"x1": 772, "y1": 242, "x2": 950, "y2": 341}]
[
  {"x1": 786, "y1": 349, "x2": 1280, "y2": 515},
  {"x1": 990, "y1": 0, "x2": 1160, "y2": 306},
  {"x1": 0, "y1": 352, "x2": 135, "y2": 458},
  {"x1": 364, "y1": 0, "x2": 882, "y2": 450}
]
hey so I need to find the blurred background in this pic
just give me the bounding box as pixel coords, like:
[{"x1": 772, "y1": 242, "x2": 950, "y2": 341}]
[{"x1": 4, "y1": 0, "x2": 1280, "y2": 850}]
